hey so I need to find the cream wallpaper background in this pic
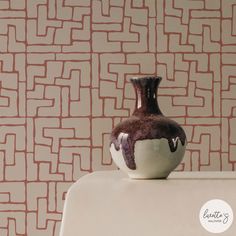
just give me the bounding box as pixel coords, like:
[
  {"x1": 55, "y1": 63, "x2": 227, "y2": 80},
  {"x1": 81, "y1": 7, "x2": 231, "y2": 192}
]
[{"x1": 0, "y1": 0, "x2": 236, "y2": 235}]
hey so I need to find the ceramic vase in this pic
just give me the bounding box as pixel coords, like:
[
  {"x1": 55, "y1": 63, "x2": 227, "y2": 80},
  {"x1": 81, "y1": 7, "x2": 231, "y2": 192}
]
[{"x1": 110, "y1": 76, "x2": 187, "y2": 179}]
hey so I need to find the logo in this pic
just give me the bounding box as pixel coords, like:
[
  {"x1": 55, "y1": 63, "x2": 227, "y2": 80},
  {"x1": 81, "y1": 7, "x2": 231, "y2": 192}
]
[{"x1": 199, "y1": 199, "x2": 234, "y2": 233}]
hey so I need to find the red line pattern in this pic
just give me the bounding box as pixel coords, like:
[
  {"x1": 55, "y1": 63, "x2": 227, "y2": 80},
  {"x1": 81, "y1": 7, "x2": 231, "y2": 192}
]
[{"x1": 0, "y1": 0, "x2": 235, "y2": 235}]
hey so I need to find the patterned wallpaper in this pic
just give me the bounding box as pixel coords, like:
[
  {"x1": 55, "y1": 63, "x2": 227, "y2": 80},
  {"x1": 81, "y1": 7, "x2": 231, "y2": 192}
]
[{"x1": 0, "y1": 0, "x2": 236, "y2": 235}]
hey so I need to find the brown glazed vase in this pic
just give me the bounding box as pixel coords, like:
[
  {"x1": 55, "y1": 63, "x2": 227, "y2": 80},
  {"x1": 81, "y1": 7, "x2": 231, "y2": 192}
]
[{"x1": 110, "y1": 76, "x2": 187, "y2": 179}]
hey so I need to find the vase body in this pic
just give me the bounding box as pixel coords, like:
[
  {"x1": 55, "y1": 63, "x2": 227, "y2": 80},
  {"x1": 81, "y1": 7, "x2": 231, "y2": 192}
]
[{"x1": 110, "y1": 76, "x2": 187, "y2": 179}]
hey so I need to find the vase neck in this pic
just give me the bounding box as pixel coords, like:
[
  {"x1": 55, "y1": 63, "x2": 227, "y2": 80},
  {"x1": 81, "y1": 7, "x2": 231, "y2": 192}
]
[{"x1": 130, "y1": 77, "x2": 163, "y2": 117}]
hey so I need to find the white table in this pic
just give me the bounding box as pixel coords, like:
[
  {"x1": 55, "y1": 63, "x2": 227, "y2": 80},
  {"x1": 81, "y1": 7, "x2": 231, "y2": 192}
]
[{"x1": 60, "y1": 171, "x2": 236, "y2": 236}]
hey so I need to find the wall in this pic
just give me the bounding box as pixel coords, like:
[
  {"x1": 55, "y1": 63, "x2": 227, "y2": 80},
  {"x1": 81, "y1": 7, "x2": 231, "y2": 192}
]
[{"x1": 0, "y1": 0, "x2": 236, "y2": 235}]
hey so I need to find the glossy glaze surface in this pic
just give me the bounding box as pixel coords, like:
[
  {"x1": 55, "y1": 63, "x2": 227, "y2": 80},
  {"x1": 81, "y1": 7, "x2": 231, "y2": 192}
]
[
  {"x1": 110, "y1": 138, "x2": 186, "y2": 179},
  {"x1": 110, "y1": 77, "x2": 186, "y2": 174}
]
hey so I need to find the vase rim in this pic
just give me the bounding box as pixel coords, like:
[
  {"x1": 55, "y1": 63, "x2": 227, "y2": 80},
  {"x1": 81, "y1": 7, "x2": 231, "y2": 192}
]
[{"x1": 130, "y1": 76, "x2": 162, "y2": 81}]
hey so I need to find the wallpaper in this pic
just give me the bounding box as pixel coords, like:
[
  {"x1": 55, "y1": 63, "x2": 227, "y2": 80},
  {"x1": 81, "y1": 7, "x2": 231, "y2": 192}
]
[{"x1": 0, "y1": 0, "x2": 236, "y2": 235}]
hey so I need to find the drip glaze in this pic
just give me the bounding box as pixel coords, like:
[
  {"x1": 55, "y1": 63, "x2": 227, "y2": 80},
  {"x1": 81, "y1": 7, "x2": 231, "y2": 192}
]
[
  {"x1": 110, "y1": 115, "x2": 186, "y2": 170},
  {"x1": 110, "y1": 76, "x2": 187, "y2": 172}
]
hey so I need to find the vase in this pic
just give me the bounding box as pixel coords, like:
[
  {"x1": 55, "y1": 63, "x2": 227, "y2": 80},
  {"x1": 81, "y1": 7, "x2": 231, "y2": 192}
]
[{"x1": 109, "y1": 76, "x2": 187, "y2": 179}]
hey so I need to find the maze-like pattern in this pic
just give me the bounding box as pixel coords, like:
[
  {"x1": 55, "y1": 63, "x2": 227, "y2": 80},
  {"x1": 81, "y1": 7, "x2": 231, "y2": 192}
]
[
  {"x1": 27, "y1": 0, "x2": 91, "y2": 53},
  {"x1": 0, "y1": 0, "x2": 236, "y2": 235},
  {"x1": 156, "y1": 0, "x2": 221, "y2": 52},
  {"x1": 0, "y1": 118, "x2": 26, "y2": 236}
]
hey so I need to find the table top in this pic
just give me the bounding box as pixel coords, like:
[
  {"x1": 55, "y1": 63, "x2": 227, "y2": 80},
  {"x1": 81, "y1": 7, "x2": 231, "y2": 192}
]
[
  {"x1": 60, "y1": 170, "x2": 236, "y2": 236},
  {"x1": 81, "y1": 170, "x2": 236, "y2": 180}
]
